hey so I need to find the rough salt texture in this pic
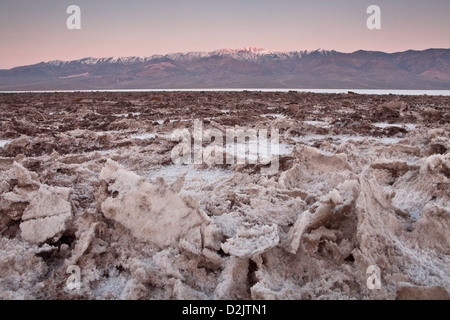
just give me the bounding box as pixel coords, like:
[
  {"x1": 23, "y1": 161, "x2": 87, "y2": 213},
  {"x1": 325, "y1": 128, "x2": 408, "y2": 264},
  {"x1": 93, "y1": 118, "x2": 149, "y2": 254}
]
[
  {"x1": 0, "y1": 162, "x2": 73, "y2": 244},
  {"x1": 221, "y1": 224, "x2": 279, "y2": 259},
  {"x1": 0, "y1": 92, "x2": 448, "y2": 300},
  {"x1": 98, "y1": 160, "x2": 216, "y2": 251}
]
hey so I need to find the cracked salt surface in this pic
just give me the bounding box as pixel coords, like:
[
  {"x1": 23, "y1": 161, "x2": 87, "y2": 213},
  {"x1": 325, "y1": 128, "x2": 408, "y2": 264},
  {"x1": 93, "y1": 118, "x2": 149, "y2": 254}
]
[
  {"x1": 93, "y1": 275, "x2": 127, "y2": 299},
  {"x1": 93, "y1": 149, "x2": 118, "y2": 155},
  {"x1": 1, "y1": 92, "x2": 449, "y2": 301},
  {"x1": 131, "y1": 133, "x2": 156, "y2": 140},
  {"x1": 261, "y1": 114, "x2": 286, "y2": 119},
  {"x1": 145, "y1": 165, "x2": 233, "y2": 188},
  {"x1": 225, "y1": 140, "x2": 295, "y2": 162},
  {"x1": 374, "y1": 123, "x2": 416, "y2": 130},
  {"x1": 114, "y1": 112, "x2": 141, "y2": 117},
  {"x1": 155, "y1": 119, "x2": 193, "y2": 125},
  {"x1": 304, "y1": 120, "x2": 330, "y2": 128},
  {"x1": 0, "y1": 140, "x2": 11, "y2": 148},
  {"x1": 290, "y1": 134, "x2": 405, "y2": 145},
  {"x1": 303, "y1": 121, "x2": 416, "y2": 131}
]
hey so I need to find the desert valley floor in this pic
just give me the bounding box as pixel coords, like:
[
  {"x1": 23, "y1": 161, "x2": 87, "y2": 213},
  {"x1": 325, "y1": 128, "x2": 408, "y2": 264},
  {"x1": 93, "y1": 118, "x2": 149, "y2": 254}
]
[{"x1": 0, "y1": 91, "x2": 449, "y2": 299}]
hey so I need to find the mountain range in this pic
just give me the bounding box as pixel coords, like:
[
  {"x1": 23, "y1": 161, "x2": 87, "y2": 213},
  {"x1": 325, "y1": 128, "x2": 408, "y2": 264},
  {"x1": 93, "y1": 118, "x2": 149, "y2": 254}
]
[{"x1": 0, "y1": 47, "x2": 449, "y2": 90}]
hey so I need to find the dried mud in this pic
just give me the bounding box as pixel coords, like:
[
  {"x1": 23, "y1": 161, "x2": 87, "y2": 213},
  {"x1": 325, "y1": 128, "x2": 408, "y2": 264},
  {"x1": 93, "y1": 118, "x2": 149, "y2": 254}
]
[{"x1": 0, "y1": 91, "x2": 449, "y2": 300}]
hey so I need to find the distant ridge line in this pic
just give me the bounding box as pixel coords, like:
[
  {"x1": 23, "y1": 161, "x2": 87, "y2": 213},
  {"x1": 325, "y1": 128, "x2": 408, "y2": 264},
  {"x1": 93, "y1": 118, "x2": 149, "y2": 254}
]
[{"x1": 1, "y1": 48, "x2": 449, "y2": 90}]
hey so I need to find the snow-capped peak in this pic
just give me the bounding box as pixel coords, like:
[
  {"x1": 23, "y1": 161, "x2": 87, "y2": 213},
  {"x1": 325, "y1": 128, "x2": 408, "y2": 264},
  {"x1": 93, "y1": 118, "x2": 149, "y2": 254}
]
[
  {"x1": 42, "y1": 48, "x2": 334, "y2": 67},
  {"x1": 79, "y1": 57, "x2": 100, "y2": 65},
  {"x1": 47, "y1": 60, "x2": 65, "y2": 66},
  {"x1": 214, "y1": 47, "x2": 268, "y2": 53}
]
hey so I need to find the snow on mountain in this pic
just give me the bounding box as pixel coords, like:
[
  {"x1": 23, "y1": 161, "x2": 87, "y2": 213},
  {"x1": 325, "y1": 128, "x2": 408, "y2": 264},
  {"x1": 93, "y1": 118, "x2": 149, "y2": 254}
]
[
  {"x1": 2, "y1": 48, "x2": 449, "y2": 90},
  {"x1": 42, "y1": 48, "x2": 335, "y2": 67}
]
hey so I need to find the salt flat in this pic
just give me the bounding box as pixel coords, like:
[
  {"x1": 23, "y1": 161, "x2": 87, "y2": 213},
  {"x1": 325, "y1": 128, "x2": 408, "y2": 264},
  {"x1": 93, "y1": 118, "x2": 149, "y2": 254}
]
[{"x1": 0, "y1": 91, "x2": 448, "y2": 300}]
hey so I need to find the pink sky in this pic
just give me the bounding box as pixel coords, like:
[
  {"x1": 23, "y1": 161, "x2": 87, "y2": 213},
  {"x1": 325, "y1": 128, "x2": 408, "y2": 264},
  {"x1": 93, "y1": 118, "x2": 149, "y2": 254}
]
[{"x1": 1, "y1": 0, "x2": 449, "y2": 69}]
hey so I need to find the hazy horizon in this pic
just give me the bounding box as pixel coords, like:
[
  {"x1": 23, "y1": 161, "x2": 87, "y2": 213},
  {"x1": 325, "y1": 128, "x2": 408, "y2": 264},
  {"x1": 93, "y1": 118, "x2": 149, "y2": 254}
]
[
  {"x1": 1, "y1": 0, "x2": 450, "y2": 69},
  {"x1": 3, "y1": 47, "x2": 450, "y2": 71}
]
